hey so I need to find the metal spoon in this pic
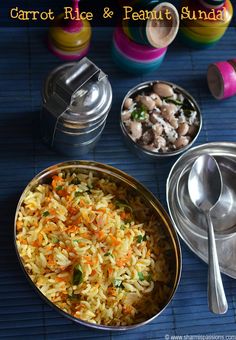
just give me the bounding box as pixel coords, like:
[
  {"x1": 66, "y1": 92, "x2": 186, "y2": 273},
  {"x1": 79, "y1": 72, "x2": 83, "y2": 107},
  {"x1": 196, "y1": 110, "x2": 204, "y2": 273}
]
[{"x1": 188, "y1": 154, "x2": 228, "y2": 314}]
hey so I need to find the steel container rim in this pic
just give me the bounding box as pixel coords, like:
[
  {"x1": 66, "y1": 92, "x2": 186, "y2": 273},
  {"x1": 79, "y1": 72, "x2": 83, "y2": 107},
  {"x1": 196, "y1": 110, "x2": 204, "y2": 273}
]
[
  {"x1": 120, "y1": 80, "x2": 202, "y2": 159},
  {"x1": 14, "y1": 160, "x2": 182, "y2": 331}
]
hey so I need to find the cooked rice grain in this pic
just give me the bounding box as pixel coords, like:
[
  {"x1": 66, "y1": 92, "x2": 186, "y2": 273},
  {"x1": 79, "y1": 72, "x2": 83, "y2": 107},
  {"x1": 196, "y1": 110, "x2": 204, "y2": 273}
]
[{"x1": 16, "y1": 171, "x2": 175, "y2": 326}]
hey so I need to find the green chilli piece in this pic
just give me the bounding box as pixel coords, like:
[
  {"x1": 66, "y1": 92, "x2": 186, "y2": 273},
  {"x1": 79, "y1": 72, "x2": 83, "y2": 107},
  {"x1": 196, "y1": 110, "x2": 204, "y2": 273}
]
[{"x1": 131, "y1": 105, "x2": 147, "y2": 121}]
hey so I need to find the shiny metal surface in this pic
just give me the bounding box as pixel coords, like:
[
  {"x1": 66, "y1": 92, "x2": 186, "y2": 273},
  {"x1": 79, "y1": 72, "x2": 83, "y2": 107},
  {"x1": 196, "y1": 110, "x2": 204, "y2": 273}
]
[
  {"x1": 120, "y1": 80, "x2": 202, "y2": 160},
  {"x1": 41, "y1": 58, "x2": 112, "y2": 156},
  {"x1": 14, "y1": 161, "x2": 181, "y2": 331},
  {"x1": 177, "y1": 160, "x2": 236, "y2": 239},
  {"x1": 188, "y1": 155, "x2": 228, "y2": 314},
  {"x1": 166, "y1": 142, "x2": 236, "y2": 279}
]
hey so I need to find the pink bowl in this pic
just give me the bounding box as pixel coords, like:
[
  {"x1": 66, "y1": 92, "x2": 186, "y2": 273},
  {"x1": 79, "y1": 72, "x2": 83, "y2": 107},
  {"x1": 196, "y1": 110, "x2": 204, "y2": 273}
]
[{"x1": 114, "y1": 27, "x2": 167, "y2": 62}]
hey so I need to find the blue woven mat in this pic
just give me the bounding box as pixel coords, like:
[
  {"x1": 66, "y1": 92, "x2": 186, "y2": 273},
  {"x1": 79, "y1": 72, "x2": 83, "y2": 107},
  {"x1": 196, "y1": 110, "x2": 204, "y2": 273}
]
[{"x1": 1, "y1": 26, "x2": 236, "y2": 339}]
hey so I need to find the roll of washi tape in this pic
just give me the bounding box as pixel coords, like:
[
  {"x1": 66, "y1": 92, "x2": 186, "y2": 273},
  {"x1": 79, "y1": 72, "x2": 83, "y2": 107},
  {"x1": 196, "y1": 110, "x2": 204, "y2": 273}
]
[
  {"x1": 114, "y1": 26, "x2": 167, "y2": 61},
  {"x1": 111, "y1": 38, "x2": 167, "y2": 73},
  {"x1": 228, "y1": 59, "x2": 236, "y2": 71},
  {"x1": 207, "y1": 61, "x2": 236, "y2": 99},
  {"x1": 123, "y1": 1, "x2": 179, "y2": 48},
  {"x1": 48, "y1": 0, "x2": 92, "y2": 60}
]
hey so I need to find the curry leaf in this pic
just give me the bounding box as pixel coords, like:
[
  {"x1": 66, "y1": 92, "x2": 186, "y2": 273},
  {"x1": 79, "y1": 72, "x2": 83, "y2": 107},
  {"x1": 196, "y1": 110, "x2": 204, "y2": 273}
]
[
  {"x1": 137, "y1": 235, "x2": 143, "y2": 243},
  {"x1": 70, "y1": 178, "x2": 81, "y2": 185},
  {"x1": 165, "y1": 98, "x2": 183, "y2": 106},
  {"x1": 73, "y1": 265, "x2": 83, "y2": 285}
]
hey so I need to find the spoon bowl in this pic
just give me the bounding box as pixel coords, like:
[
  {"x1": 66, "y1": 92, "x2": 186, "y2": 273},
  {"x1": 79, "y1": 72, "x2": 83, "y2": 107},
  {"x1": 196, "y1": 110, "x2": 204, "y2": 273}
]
[
  {"x1": 188, "y1": 154, "x2": 222, "y2": 211},
  {"x1": 188, "y1": 154, "x2": 228, "y2": 315}
]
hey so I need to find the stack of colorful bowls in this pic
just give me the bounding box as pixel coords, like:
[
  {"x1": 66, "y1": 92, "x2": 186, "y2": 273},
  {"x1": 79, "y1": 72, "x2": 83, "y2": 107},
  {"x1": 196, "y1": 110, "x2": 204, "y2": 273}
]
[
  {"x1": 112, "y1": 0, "x2": 179, "y2": 74},
  {"x1": 48, "y1": 0, "x2": 92, "y2": 60},
  {"x1": 180, "y1": 0, "x2": 233, "y2": 49}
]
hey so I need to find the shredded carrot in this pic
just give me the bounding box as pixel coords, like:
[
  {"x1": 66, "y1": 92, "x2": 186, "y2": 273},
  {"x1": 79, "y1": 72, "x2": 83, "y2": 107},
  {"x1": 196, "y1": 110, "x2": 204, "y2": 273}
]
[
  {"x1": 57, "y1": 189, "x2": 67, "y2": 197},
  {"x1": 116, "y1": 259, "x2": 124, "y2": 267},
  {"x1": 55, "y1": 276, "x2": 68, "y2": 283},
  {"x1": 109, "y1": 235, "x2": 121, "y2": 247},
  {"x1": 37, "y1": 233, "x2": 43, "y2": 246},
  {"x1": 108, "y1": 267, "x2": 113, "y2": 275},
  {"x1": 120, "y1": 211, "x2": 126, "y2": 220},
  {"x1": 124, "y1": 250, "x2": 132, "y2": 261},
  {"x1": 67, "y1": 225, "x2": 78, "y2": 233},
  {"x1": 91, "y1": 269, "x2": 97, "y2": 276},
  {"x1": 80, "y1": 232, "x2": 91, "y2": 239},
  {"x1": 79, "y1": 200, "x2": 86, "y2": 207},
  {"x1": 96, "y1": 215, "x2": 104, "y2": 227},
  {"x1": 19, "y1": 238, "x2": 27, "y2": 245},
  {"x1": 68, "y1": 206, "x2": 78, "y2": 215},
  {"x1": 108, "y1": 287, "x2": 117, "y2": 296},
  {"x1": 83, "y1": 256, "x2": 94, "y2": 265},
  {"x1": 95, "y1": 230, "x2": 105, "y2": 241},
  {"x1": 49, "y1": 208, "x2": 56, "y2": 215},
  {"x1": 98, "y1": 208, "x2": 107, "y2": 213},
  {"x1": 123, "y1": 305, "x2": 132, "y2": 315},
  {"x1": 73, "y1": 216, "x2": 82, "y2": 225},
  {"x1": 52, "y1": 175, "x2": 63, "y2": 189},
  {"x1": 47, "y1": 254, "x2": 55, "y2": 266},
  {"x1": 51, "y1": 217, "x2": 59, "y2": 224},
  {"x1": 16, "y1": 220, "x2": 23, "y2": 231}
]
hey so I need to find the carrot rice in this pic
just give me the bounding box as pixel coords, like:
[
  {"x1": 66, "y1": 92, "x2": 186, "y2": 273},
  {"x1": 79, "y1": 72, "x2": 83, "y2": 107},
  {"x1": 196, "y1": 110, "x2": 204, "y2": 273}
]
[{"x1": 16, "y1": 170, "x2": 175, "y2": 326}]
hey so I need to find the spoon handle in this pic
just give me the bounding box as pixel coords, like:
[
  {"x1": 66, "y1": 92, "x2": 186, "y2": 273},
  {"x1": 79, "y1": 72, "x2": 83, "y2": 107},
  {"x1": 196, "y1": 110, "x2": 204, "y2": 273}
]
[{"x1": 206, "y1": 212, "x2": 228, "y2": 314}]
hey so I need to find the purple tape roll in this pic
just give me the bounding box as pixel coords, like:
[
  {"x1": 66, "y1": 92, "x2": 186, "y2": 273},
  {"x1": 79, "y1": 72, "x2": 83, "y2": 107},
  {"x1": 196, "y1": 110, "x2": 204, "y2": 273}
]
[
  {"x1": 207, "y1": 61, "x2": 236, "y2": 99},
  {"x1": 114, "y1": 27, "x2": 167, "y2": 61}
]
